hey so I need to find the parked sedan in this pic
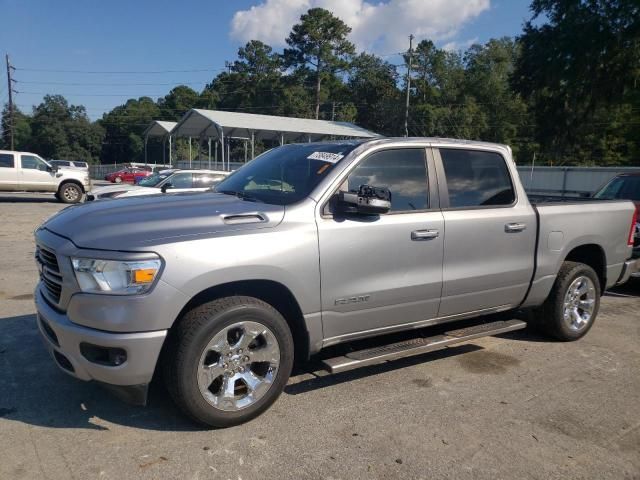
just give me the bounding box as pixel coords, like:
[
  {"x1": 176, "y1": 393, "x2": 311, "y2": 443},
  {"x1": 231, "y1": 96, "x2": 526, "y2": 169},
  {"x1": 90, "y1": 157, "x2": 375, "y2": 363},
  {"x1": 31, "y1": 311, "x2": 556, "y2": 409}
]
[
  {"x1": 87, "y1": 169, "x2": 229, "y2": 200},
  {"x1": 105, "y1": 167, "x2": 152, "y2": 184}
]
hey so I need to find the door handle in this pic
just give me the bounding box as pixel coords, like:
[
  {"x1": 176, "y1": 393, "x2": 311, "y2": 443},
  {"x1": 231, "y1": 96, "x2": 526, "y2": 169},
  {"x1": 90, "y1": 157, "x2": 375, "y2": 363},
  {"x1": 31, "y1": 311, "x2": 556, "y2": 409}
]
[
  {"x1": 505, "y1": 222, "x2": 527, "y2": 232},
  {"x1": 411, "y1": 229, "x2": 440, "y2": 240}
]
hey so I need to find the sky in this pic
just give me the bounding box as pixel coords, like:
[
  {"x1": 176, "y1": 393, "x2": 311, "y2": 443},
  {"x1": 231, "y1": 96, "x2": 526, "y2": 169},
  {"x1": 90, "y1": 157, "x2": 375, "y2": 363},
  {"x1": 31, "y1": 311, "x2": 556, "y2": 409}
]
[{"x1": 0, "y1": 0, "x2": 533, "y2": 120}]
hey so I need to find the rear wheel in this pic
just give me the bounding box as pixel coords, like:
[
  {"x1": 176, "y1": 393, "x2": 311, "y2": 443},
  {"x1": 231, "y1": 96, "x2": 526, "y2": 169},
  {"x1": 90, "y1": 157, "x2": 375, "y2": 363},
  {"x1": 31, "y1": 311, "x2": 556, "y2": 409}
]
[
  {"x1": 164, "y1": 296, "x2": 294, "y2": 427},
  {"x1": 531, "y1": 261, "x2": 600, "y2": 341},
  {"x1": 58, "y1": 182, "x2": 83, "y2": 204}
]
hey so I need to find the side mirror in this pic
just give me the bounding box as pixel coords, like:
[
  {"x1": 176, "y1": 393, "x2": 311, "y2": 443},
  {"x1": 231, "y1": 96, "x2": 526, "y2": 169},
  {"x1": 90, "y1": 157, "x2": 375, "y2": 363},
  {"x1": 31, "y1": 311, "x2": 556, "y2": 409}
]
[
  {"x1": 161, "y1": 183, "x2": 173, "y2": 193},
  {"x1": 47, "y1": 165, "x2": 57, "y2": 173},
  {"x1": 337, "y1": 185, "x2": 391, "y2": 215}
]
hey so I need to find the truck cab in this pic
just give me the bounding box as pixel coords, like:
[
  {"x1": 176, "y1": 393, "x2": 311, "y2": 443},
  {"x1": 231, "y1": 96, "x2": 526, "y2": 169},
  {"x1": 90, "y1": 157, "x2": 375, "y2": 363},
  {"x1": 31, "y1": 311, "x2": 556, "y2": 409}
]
[{"x1": 0, "y1": 150, "x2": 90, "y2": 203}]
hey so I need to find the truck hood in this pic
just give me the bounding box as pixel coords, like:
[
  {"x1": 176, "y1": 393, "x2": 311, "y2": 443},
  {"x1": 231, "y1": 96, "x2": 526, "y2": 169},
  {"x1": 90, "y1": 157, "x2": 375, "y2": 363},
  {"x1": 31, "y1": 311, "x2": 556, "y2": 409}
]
[{"x1": 43, "y1": 191, "x2": 285, "y2": 250}]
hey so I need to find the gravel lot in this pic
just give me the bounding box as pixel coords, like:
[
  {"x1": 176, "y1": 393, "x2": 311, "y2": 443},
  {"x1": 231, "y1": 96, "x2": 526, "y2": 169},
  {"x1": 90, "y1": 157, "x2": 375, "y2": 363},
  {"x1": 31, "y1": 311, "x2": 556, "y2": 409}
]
[{"x1": 1, "y1": 192, "x2": 639, "y2": 480}]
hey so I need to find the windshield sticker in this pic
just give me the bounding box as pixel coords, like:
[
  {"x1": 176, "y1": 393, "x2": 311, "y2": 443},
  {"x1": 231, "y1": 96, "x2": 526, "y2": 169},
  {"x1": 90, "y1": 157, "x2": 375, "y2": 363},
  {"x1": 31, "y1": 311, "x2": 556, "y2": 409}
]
[{"x1": 307, "y1": 151, "x2": 344, "y2": 163}]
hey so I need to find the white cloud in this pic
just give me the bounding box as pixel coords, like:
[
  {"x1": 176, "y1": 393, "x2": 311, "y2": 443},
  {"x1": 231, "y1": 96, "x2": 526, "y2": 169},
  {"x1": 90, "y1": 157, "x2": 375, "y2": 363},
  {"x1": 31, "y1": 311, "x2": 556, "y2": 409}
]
[
  {"x1": 230, "y1": 0, "x2": 490, "y2": 54},
  {"x1": 442, "y1": 37, "x2": 479, "y2": 52}
]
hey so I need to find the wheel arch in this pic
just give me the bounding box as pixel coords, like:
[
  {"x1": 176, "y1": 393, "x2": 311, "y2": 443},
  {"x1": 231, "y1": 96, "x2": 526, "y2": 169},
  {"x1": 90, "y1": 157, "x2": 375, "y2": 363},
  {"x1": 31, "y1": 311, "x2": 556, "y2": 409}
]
[
  {"x1": 174, "y1": 280, "x2": 311, "y2": 362},
  {"x1": 564, "y1": 243, "x2": 606, "y2": 291},
  {"x1": 58, "y1": 178, "x2": 85, "y2": 193}
]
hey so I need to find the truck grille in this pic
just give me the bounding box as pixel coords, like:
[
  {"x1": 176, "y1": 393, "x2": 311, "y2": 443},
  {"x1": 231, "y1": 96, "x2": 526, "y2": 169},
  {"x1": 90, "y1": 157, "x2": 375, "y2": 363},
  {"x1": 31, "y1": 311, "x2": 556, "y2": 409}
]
[{"x1": 36, "y1": 245, "x2": 63, "y2": 304}]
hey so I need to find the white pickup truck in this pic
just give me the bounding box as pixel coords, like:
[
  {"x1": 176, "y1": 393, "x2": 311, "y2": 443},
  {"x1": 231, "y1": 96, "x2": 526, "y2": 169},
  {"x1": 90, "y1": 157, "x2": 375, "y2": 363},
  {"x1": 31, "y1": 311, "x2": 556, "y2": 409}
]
[{"x1": 0, "y1": 150, "x2": 90, "y2": 203}]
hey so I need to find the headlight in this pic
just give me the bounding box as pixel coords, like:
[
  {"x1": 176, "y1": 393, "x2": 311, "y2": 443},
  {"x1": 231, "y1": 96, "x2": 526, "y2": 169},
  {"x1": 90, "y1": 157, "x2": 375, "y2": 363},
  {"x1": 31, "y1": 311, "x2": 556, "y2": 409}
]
[{"x1": 71, "y1": 257, "x2": 162, "y2": 295}]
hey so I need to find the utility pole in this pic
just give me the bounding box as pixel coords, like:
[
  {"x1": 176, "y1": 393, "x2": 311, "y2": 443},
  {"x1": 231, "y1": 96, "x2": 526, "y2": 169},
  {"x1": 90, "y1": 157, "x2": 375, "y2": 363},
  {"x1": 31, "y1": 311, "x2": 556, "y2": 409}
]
[
  {"x1": 5, "y1": 54, "x2": 16, "y2": 150},
  {"x1": 403, "y1": 34, "x2": 414, "y2": 138}
]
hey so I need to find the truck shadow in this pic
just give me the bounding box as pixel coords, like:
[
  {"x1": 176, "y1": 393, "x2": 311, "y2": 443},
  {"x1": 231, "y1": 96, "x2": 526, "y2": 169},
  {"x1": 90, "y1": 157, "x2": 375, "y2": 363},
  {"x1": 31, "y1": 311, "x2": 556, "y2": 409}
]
[
  {"x1": 0, "y1": 314, "x2": 206, "y2": 432},
  {"x1": 605, "y1": 278, "x2": 640, "y2": 298},
  {"x1": 0, "y1": 312, "x2": 547, "y2": 431},
  {"x1": 285, "y1": 344, "x2": 482, "y2": 396},
  {"x1": 0, "y1": 194, "x2": 58, "y2": 203}
]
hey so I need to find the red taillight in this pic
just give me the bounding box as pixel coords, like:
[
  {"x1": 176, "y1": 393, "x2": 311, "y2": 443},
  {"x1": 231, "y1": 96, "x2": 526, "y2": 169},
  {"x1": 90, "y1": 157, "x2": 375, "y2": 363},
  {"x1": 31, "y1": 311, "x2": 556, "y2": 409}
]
[{"x1": 629, "y1": 208, "x2": 639, "y2": 247}]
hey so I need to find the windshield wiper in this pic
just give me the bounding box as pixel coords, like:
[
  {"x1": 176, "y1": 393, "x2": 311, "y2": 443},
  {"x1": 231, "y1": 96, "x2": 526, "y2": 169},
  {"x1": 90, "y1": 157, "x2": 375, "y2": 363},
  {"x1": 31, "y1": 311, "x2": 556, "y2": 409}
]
[{"x1": 217, "y1": 190, "x2": 262, "y2": 203}]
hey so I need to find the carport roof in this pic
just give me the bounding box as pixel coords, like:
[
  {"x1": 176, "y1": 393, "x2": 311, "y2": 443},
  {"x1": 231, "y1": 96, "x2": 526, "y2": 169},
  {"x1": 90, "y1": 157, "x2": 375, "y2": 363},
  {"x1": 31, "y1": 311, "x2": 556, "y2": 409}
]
[
  {"x1": 170, "y1": 109, "x2": 380, "y2": 142},
  {"x1": 143, "y1": 120, "x2": 177, "y2": 138}
]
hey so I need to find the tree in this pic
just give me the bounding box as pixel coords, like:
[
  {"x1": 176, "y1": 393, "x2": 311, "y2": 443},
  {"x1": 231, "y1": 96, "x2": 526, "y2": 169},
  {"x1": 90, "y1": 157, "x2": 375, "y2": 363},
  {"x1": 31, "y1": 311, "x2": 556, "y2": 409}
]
[
  {"x1": 284, "y1": 8, "x2": 355, "y2": 119},
  {"x1": 204, "y1": 40, "x2": 285, "y2": 115},
  {"x1": 29, "y1": 95, "x2": 103, "y2": 163},
  {"x1": 158, "y1": 85, "x2": 210, "y2": 120},
  {"x1": 513, "y1": 0, "x2": 640, "y2": 164},
  {"x1": 99, "y1": 97, "x2": 160, "y2": 164},
  {"x1": 348, "y1": 53, "x2": 402, "y2": 135},
  {"x1": 1, "y1": 105, "x2": 31, "y2": 150},
  {"x1": 464, "y1": 38, "x2": 531, "y2": 157}
]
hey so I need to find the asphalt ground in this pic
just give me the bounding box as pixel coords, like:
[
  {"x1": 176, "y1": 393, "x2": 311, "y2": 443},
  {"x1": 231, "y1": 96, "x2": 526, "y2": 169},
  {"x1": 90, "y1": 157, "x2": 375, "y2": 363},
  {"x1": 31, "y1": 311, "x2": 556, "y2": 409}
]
[{"x1": 0, "y1": 192, "x2": 639, "y2": 480}]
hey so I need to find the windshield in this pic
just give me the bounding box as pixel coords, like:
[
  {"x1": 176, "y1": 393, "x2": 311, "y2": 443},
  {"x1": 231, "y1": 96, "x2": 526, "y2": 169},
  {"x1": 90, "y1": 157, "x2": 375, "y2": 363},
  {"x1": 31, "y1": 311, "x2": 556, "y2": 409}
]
[
  {"x1": 214, "y1": 142, "x2": 361, "y2": 205},
  {"x1": 138, "y1": 172, "x2": 169, "y2": 187},
  {"x1": 594, "y1": 176, "x2": 640, "y2": 201}
]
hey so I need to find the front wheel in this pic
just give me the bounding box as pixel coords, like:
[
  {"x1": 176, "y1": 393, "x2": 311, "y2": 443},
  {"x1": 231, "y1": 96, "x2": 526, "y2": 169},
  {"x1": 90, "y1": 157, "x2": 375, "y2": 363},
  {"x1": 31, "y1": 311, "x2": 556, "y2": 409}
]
[
  {"x1": 531, "y1": 261, "x2": 601, "y2": 341},
  {"x1": 114, "y1": 176, "x2": 122, "y2": 183},
  {"x1": 164, "y1": 296, "x2": 294, "y2": 427},
  {"x1": 58, "y1": 182, "x2": 83, "y2": 204}
]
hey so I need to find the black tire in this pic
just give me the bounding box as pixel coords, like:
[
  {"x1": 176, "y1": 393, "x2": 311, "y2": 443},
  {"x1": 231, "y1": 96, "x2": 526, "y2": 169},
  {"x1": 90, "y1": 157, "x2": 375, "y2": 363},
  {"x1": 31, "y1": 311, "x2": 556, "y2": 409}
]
[
  {"x1": 57, "y1": 182, "x2": 83, "y2": 204},
  {"x1": 531, "y1": 261, "x2": 601, "y2": 341},
  {"x1": 163, "y1": 296, "x2": 294, "y2": 428}
]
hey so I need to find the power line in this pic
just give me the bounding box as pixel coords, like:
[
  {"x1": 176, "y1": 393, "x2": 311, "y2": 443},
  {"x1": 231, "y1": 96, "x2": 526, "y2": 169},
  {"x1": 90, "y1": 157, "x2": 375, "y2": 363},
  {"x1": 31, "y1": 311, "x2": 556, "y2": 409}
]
[
  {"x1": 16, "y1": 80, "x2": 211, "y2": 87},
  {"x1": 15, "y1": 67, "x2": 226, "y2": 74}
]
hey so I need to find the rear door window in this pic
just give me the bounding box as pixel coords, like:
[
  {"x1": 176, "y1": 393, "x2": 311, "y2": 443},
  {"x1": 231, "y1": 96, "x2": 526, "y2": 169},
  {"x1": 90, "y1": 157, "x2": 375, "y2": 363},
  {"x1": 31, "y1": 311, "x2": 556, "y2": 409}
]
[
  {"x1": 0, "y1": 154, "x2": 14, "y2": 168},
  {"x1": 439, "y1": 149, "x2": 515, "y2": 208}
]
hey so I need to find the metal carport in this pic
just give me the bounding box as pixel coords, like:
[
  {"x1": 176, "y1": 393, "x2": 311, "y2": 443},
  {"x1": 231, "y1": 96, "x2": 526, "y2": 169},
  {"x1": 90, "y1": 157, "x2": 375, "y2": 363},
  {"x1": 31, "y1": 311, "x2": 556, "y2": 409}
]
[
  {"x1": 142, "y1": 120, "x2": 177, "y2": 165},
  {"x1": 169, "y1": 109, "x2": 380, "y2": 170}
]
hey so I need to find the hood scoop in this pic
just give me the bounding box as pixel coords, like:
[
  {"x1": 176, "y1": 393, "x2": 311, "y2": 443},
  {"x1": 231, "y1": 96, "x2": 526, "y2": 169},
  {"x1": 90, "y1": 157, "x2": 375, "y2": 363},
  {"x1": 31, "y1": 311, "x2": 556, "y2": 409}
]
[{"x1": 221, "y1": 213, "x2": 268, "y2": 225}]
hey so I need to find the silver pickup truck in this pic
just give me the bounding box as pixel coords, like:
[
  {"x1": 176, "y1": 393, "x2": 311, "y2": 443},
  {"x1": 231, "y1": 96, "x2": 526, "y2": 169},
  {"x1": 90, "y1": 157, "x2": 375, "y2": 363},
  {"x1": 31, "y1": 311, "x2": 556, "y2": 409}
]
[{"x1": 33, "y1": 138, "x2": 638, "y2": 427}]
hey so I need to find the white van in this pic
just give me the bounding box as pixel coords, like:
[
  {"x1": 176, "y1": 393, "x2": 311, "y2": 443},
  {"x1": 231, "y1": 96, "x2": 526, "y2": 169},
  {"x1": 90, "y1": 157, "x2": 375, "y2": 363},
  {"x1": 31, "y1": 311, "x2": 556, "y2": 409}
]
[{"x1": 0, "y1": 150, "x2": 90, "y2": 203}]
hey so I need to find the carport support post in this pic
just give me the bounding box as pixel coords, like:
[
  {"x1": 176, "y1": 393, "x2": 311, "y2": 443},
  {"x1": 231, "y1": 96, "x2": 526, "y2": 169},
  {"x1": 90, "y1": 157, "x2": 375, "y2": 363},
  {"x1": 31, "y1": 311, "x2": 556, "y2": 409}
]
[
  {"x1": 244, "y1": 140, "x2": 247, "y2": 163},
  {"x1": 188, "y1": 137, "x2": 192, "y2": 168},
  {"x1": 214, "y1": 140, "x2": 218, "y2": 169},
  {"x1": 250, "y1": 131, "x2": 255, "y2": 160},
  {"x1": 208, "y1": 138, "x2": 212, "y2": 169},
  {"x1": 162, "y1": 137, "x2": 166, "y2": 165},
  {"x1": 280, "y1": 133, "x2": 284, "y2": 146},
  {"x1": 144, "y1": 136, "x2": 148, "y2": 166},
  {"x1": 220, "y1": 130, "x2": 225, "y2": 171},
  {"x1": 168, "y1": 136, "x2": 173, "y2": 165}
]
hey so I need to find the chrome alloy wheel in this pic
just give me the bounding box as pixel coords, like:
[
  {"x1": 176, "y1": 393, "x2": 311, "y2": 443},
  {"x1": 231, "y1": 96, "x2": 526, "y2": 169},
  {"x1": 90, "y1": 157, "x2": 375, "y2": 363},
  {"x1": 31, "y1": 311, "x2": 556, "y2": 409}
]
[
  {"x1": 197, "y1": 321, "x2": 281, "y2": 411},
  {"x1": 563, "y1": 276, "x2": 596, "y2": 331},
  {"x1": 62, "y1": 185, "x2": 80, "y2": 202}
]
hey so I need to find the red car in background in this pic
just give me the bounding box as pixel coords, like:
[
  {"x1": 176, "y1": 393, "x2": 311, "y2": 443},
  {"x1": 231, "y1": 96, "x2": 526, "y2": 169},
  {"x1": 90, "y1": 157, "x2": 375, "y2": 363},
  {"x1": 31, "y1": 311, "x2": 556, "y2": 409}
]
[{"x1": 105, "y1": 167, "x2": 152, "y2": 184}]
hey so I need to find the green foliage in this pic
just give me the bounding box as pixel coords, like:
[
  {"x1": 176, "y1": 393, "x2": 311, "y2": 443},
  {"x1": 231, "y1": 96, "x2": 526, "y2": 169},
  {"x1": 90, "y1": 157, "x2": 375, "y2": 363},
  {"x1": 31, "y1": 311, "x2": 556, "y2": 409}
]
[
  {"x1": 284, "y1": 8, "x2": 355, "y2": 118},
  {"x1": 99, "y1": 97, "x2": 160, "y2": 164},
  {"x1": 1, "y1": 105, "x2": 31, "y2": 150},
  {"x1": 513, "y1": 0, "x2": 640, "y2": 164},
  {"x1": 2, "y1": 95, "x2": 103, "y2": 163}
]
